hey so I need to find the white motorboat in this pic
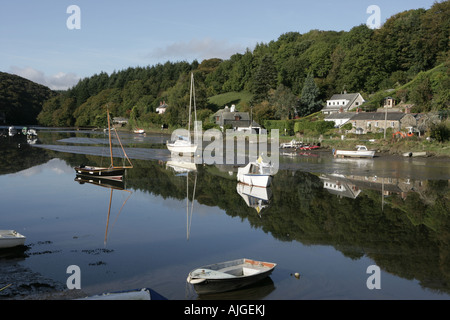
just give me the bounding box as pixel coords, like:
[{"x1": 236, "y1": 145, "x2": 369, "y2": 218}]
[
  {"x1": 0, "y1": 230, "x2": 26, "y2": 249},
  {"x1": 333, "y1": 145, "x2": 376, "y2": 158},
  {"x1": 187, "y1": 258, "x2": 276, "y2": 294},
  {"x1": 237, "y1": 156, "x2": 274, "y2": 187}
]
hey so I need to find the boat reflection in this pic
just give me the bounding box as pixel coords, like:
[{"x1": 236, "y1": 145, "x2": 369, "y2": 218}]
[
  {"x1": 193, "y1": 277, "x2": 275, "y2": 300},
  {"x1": 74, "y1": 175, "x2": 132, "y2": 245},
  {"x1": 236, "y1": 183, "x2": 272, "y2": 217},
  {"x1": 166, "y1": 158, "x2": 197, "y2": 240}
]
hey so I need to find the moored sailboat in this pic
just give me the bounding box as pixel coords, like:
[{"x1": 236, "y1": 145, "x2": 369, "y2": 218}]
[
  {"x1": 167, "y1": 73, "x2": 198, "y2": 155},
  {"x1": 74, "y1": 109, "x2": 133, "y2": 180}
]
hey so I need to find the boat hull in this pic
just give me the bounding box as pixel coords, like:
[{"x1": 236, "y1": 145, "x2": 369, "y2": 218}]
[
  {"x1": 237, "y1": 174, "x2": 272, "y2": 188},
  {"x1": 187, "y1": 258, "x2": 276, "y2": 295},
  {"x1": 0, "y1": 230, "x2": 26, "y2": 249},
  {"x1": 334, "y1": 150, "x2": 375, "y2": 158},
  {"x1": 74, "y1": 166, "x2": 125, "y2": 180},
  {"x1": 237, "y1": 162, "x2": 273, "y2": 187},
  {"x1": 167, "y1": 142, "x2": 197, "y2": 154}
]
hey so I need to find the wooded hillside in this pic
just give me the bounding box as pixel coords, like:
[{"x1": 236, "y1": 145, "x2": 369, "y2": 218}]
[
  {"x1": 0, "y1": 72, "x2": 55, "y2": 125},
  {"x1": 35, "y1": 1, "x2": 448, "y2": 128}
]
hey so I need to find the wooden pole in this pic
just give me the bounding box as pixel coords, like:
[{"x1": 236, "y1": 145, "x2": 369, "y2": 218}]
[{"x1": 107, "y1": 109, "x2": 114, "y2": 168}]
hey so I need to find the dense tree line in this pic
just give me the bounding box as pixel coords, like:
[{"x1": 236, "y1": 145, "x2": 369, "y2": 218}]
[
  {"x1": 36, "y1": 1, "x2": 449, "y2": 128},
  {"x1": 0, "y1": 72, "x2": 56, "y2": 125}
]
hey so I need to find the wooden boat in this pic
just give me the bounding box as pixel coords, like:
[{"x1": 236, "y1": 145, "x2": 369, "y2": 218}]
[
  {"x1": 77, "y1": 288, "x2": 167, "y2": 300},
  {"x1": 333, "y1": 145, "x2": 375, "y2": 158},
  {"x1": 187, "y1": 258, "x2": 276, "y2": 294},
  {"x1": 167, "y1": 73, "x2": 198, "y2": 155},
  {"x1": 237, "y1": 156, "x2": 274, "y2": 187},
  {"x1": 0, "y1": 230, "x2": 26, "y2": 249},
  {"x1": 74, "y1": 109, "x2": 133, "y2": 180}
]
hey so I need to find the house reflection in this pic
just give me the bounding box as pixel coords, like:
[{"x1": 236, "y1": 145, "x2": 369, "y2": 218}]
[{"x1": 320, "y1": 173, "x2": 426, "y2": 200}]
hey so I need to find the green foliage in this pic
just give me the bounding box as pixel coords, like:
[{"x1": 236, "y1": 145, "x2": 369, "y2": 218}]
[
  {"x1": 251, "y1": 54, "x2": 278, "y2": 102},
  {"x1": 263, "y1": 119, "x2": 295, "y2": 135},
  {"x1": 270, "y1": 85, "x2": 298, "y2": 120},
  {"x1": 31, "y1": 2, "x2": 449, "y2": 127},
  {"x1": 430, "y1": 120, "x2": 450, "y2": 142},
  {"x1": 0, "y1": 72, "x2": 55, "y2": 124},
  {"x1": 294, "y1": 120, "x2": 335, "y2": 135},
  {"x1": 298, "y1": 72, "x2": 322, "y2": 116}
]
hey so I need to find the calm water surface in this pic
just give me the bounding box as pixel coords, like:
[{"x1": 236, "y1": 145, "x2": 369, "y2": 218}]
[{"x1": 1, "y1": 127, "x2": 449, "y2": 300}]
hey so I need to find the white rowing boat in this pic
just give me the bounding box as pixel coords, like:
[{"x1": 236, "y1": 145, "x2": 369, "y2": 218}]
[{"x1": 187, "y1": 258, "x2": 276, "y2": 294}]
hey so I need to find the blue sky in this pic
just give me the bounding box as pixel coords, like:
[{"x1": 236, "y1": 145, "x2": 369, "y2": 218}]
[{"x1": 0, "y1": 0, "x2": 439, "y2": 90}]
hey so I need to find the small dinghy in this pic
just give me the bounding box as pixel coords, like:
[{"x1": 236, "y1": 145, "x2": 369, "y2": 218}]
[
  {"x1": 187, "y1": 258, "x2": 276, "y2": 294},
  {"x1": 0, "y1": 230, "x2": 26, "y2": 249}
]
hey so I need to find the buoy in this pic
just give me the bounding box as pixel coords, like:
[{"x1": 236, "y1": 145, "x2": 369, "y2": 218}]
[{"x1": 294, "y1": 273, "x2": 300, "y2": 279}]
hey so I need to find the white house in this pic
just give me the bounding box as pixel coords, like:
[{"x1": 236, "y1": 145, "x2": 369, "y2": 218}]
[
  {"x1": 156, "y1": 101, "x2": 168, "y2": 114},
  {"x1": 321, "y1": 92, "x2": 365, "y2": 115},
  {"x1": 324, "y1": 112, "x2": 356, "y2": 127}
]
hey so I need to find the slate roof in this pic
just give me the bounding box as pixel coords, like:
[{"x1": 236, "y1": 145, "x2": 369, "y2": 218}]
[
  {"x1": 322, "y1": 93, "x2": 363, "y2": 112},
  {"x1": 350, "y1": 112, "x2": 405, "y2": 121}
]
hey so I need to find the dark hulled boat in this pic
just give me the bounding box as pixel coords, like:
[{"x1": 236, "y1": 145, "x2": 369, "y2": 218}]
[{"x1": 74, "y1": 109, "x2": 132, "y2": 181}]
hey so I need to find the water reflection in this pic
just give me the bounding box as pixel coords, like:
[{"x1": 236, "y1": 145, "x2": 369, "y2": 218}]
[
  {"x1": 1, "y1": 129, "x2": 450, "y2": 299},
  {"x1": 74, "y1": 175, "x2": 133, "y2": 246},
  {"x1": 236, "y1": 183, "x2": 272, "y2": 217}
]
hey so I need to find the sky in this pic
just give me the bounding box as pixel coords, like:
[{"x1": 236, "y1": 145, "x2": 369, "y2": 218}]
[{"x1": 0, "y1": 0, "x2": 439, "y2": 90}]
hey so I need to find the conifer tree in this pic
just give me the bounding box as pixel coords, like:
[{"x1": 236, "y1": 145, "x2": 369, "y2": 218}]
[{"x1": 299, "y1": 72, "x2": 322, "y2": 116}]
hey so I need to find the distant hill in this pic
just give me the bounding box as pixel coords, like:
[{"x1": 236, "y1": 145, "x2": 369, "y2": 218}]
[{"x1": 0, "y1": 72, "x2": 56, "y2": 125}]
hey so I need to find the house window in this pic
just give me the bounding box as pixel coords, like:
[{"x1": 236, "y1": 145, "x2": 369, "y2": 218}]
[
  {"x1": 375, "y1": 122, "x2": 379, "y2": 127},
  {"x1": 367, "y1": 122, "x2": 371, "y2": 128},
  {"x1": 391, "y1": 121, "x2": 395, "y2": 127}
]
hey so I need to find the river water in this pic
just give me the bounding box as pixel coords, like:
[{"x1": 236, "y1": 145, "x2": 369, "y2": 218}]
[{"x1": 0, "y1": 127, "x2": 449, "y2": 300}]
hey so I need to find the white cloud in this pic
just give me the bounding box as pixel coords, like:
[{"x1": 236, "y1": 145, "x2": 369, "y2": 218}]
[
  {"x1": 9, "y1": 66, "x2": 80, "y2": 91},
  {"x1": 147, "y1": 38, "x2": 248, "y2": 62}
]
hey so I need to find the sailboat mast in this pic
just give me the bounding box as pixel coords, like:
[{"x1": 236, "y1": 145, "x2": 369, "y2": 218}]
[
  {"x1": 107, "y1": 110, "x2": 114, "y2": 168},
  {"x1": 188, "y1": 73, "x2": 193, "y2": 142}
]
